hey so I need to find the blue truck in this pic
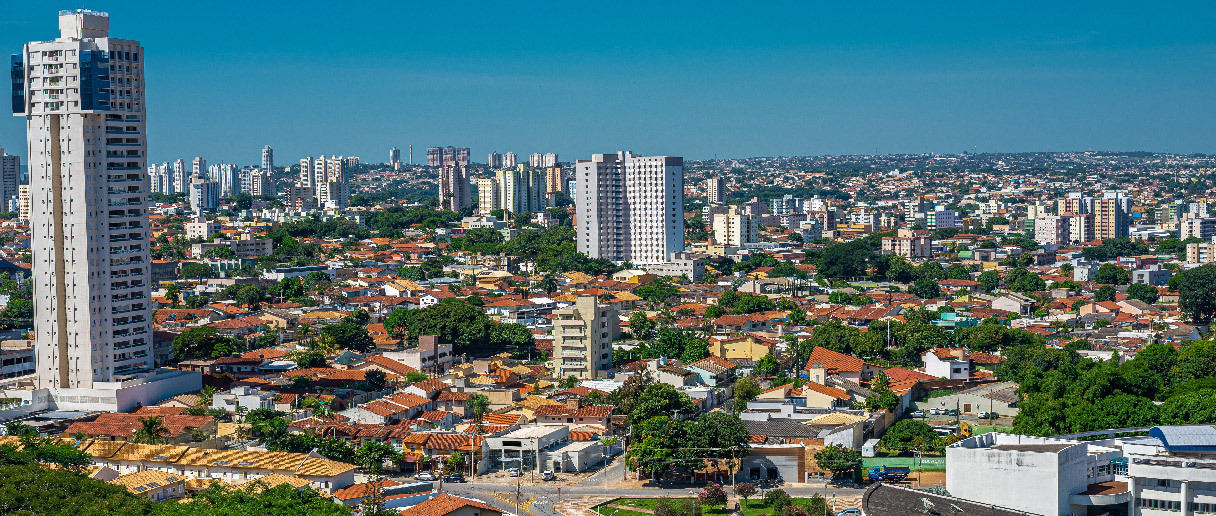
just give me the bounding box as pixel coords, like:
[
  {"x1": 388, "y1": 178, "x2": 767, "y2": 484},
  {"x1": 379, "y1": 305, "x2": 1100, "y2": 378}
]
[{"x1": 867, "y1": 466, "x2": 911, "y2": 482}]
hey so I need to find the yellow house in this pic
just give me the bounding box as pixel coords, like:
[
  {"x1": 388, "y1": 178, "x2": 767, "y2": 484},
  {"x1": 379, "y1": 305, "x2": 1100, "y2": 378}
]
[{"x1": 707, "y1": 335, "x2": 774, "y2": 362}]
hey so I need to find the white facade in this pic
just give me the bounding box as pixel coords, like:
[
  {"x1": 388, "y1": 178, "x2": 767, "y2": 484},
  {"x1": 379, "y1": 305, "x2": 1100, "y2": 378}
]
[
  {"x1": 575, "y1": 151, "x2": 684, "y2": 265},
  {"x1": 1180, "y1": 216, "x2": 1216, "y2": 241},
  {"x1": 503, "y1": 151, "x2": 517, "y2": 169},
  {"x1": 476, "y1": 177, "x2": 499, "y2": 216},
  {"x1": 496, "y1": 166, "x2": 545, "y2": 214},
  {"x1": 15, "y1": 10, "x2": 154, "y2": 388},
  {"x1": 261, "y1": 145, "x2": 273, "y2": 172},
  {"x1": 707, "y1": 175, "x2": 726, "y2": 204},
  {"x1": 712, "y1": 205, "x2": 757, "y2": 247}
]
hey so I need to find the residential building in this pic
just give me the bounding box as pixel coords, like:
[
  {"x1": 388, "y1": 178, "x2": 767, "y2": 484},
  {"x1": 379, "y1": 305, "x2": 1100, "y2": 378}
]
[
  {"x1": 192, "y1": 157, "x2": 205, "y2": 178},
  {"x1": 16, "y1": 10, "x2": 156, "y2": 387},
  {"x1": 712, "y1": 205, "x2": 758, "y2": 247},
  {"x1": 388, "y1": 146, "x2": 400, "y2": 168},
  {"x1": 476, "y1": 178, "x2": 499, "y2": 216},
  {"x1": 707, "y1": 175, "x2": 726, "y2": 204},
  {"x1": 1065, "y1": 212, "x2": 1095, "y2": 243},
  {"x1": 1186, "y1": 242, "x2": 1216, "y2": 264},
  {"x1": 184, "y1": 214, "x2": 220, "y2": 240},
  {"x1": 551, "y1": 295, "x2": 618, "y2": 380},
  {"x1": 0, "y1": 147, "x2": 19, "y2": 210},
  {"x1": 881, "y1": 228, "x2": 932, "y2": 258},
  {"x1": 496, "y1": 165, "x2": 545, "y2": 214},
  {"x1": 503, "y1": 151, "x2": 517, "y2": 168},
  {"x1": 189, "y1": 176, "x2": 219, "y2": 213},
  {"x1": 487, "y1": 151, "x2": 503, "y2": 169},
  {"x1": 261, "y1": 145, "x2": 274, "y2": 172},
  {"x1": 1095, "y1": 191, "x2": 1131, "y2": 240},
  {"x1": 17, "y1": 185, "x2": 29, "y2": 221},
  {"x1": 1180, "y1": 215, "x2": 1216, "y2": 241},
  {"x1": 575, "y1": 151, "x2": 685, "y2": 265},
  {"x1": 249, "y1": 168, "x2": 271, "y2": 196},
  {"x1": 529, "y1": 152, "x2": 557, "y2": 168},
  {"x1": 769, "y1": 194, "x2": 802, "y2": 215},
  {"x1": 439, "y1": 163, "x2": 471, "y2": 212},
  {"x1": 923, "y1": 348, "x2": 971, "y2": 379},
  {"x1": 1034, "y1": 215, "x2": 1070, "y2": 245},
  {"x1": 1132, "y1": 265, "x2": 1170, "y2": 286},
  {"x1": 545, "y1": 164, "x2": 565, "y2": 195}
]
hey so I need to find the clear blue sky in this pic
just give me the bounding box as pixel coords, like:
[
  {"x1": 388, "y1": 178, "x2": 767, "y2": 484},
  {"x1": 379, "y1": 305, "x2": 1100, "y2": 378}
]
[{"x1": 3, "y1": 1, "x2": 1215, "y2": 164}]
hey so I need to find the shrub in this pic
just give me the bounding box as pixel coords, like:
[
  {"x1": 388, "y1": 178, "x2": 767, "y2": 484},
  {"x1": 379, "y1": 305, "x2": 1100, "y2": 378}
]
[
  {"x1": 763, "y1": 488, "x2": 793, "y2": 510},
  {"x1": 697, "y1": 482, "x2": 727, "y2": 507}
]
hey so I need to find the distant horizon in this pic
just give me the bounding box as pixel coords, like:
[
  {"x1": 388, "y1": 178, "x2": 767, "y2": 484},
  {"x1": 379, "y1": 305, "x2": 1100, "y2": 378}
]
[{"x1": 4, "y1": 2, "x2": 1216, "y2": 164}]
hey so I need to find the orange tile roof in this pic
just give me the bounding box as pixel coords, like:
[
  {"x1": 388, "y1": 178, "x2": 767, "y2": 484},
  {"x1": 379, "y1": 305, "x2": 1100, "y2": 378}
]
[{"x1": 400, "y1": 493, "x2": 500, "y2": 516}]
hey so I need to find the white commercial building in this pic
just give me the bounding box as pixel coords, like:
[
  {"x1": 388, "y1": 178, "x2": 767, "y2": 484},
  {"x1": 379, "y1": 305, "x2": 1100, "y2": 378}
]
[
  {"x1": 7, "y1": 10, "x2": 199, "y2": 408},
  {"x1": 948, "y1": 425, "x2": 1216, "y2": 516},
  {"x1": 575, "y1": 151, "x2": 684, "y2": 265}
]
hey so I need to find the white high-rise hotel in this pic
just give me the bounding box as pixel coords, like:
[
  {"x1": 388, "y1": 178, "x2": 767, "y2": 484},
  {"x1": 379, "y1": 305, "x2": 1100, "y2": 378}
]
[
  {"x1": 576, "y1": 152, "x2": 684, "y2": 265},
  {"x1": 13, "y1": 11, "x2": 158, "y2": 390}
]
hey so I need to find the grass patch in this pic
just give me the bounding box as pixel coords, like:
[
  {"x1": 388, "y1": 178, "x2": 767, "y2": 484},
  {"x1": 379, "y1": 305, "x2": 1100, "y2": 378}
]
[
  {"x1": 969, "y1": 424, "x2": 1014, "y2": 434},
  {"x1": 599, "y1": 497, "x2": 832, "y2": 516},
  {"x1": 924, "y1": 389, "x2": 955, "y2": 399}
]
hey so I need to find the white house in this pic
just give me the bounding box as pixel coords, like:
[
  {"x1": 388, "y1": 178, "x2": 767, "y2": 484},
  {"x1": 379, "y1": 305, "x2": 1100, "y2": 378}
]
[{"x1": 923, "y1": 348, "x2": 971, "y2": 380}]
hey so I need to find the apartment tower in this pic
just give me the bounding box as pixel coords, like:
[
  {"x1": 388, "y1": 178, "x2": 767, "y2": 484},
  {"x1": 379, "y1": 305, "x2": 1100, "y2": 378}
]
[
  {"x1": 575, "y1": 151, "x2": 684, "y2": 265},
  {"x1": 13, "y1": 10, "x2": 153, "y2": 388}
]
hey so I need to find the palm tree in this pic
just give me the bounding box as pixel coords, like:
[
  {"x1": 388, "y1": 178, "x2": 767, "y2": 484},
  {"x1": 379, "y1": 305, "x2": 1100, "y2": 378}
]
[
  {"x1": 235, "y1": 406, "x2": 248, "y2": 424},
  {"x1": 133, "y1": 416, "x2": 170, "y2": 445},
  {"x1": 198, "y1": 386, "x2": 218, "y2": 407}
]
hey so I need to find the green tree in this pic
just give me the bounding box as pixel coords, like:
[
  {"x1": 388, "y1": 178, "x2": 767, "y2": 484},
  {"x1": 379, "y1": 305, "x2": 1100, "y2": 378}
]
[
  {"x1": 0, "y1": 464, "x2": 150, "y2": 516},
  {"x1": 629, "y1": 383, "x2": 698, "y2": 424},
  {"x1": 155, "y1": 483, "x2": 352, "y2": 516},
  {"x1": 444, "y1": 451, "x2": 465, "y2": 474},
  {"x1": 880, "y1": 419, "x2": 939, "y2": 452},
  {"x1": 977, "y1": 270, "x2": 1001, "y2": 292},
  {"x1": 629, "y1": 311, "x2": 656, "y2": 341},
  {"x1": 1126, "y1": 283, "x2": 1159, "y2": 304},
  {"x1": 321, "y1": 322, "x2": 375, "y2": 353},
  {"x1": 732, "y1": 376, "x2": 763, "y2": 408},
  {"x1": 172, "y1": 326, "x2": 231, "y2": 360},
  {"x1": 202, "y1": 246, "x2": 237, "y2": 260},
  {"x1": 637, "y1": 279, "x2": 680, "y2": 307},
  {"x1": 354, "y1": 442, "x2": 401, "y2": 475},
  {"x1": 133, "y1": 416, "x2": 170, "y2": 445},
  {"x1": 1177, "y1": 265, "x2": 1216, "y2": 323},
  {"x1": 1096, "y1": 263, "x2": 1131, "y2": 285},
  {"x1": 180, "y1": 262, "x2": 214, "y2": 280},
  {"x1": 1173, "y1": 340, "x2": 1216, "y2": 384},
  {"x1": 1095, "y1": 285, "x2": 1117, "y2": 302},
  {"x1": 813, "y1": 444, "x2": 861, "y2": 479},
  {"x1": 910, "y1": 278, "x2": 941, "y2": 299},
  {"x1": 756, "y1": 353, "x2": 780, "y2": 377}
]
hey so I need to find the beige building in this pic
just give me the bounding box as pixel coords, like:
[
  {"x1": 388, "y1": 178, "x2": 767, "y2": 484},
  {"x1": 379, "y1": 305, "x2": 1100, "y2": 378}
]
[
  {"x1": 712, "y1": 205, "x2": 758, "y2": 247},
  {"x1": 881, "y1": 228, "x2": 932, "y2": 258},
  {"x1": 552, "y1": 296, "x2": 618, "y2": 380},
  {"x1": 476, "y1": 177, "x2": 499, "y2": 216}
]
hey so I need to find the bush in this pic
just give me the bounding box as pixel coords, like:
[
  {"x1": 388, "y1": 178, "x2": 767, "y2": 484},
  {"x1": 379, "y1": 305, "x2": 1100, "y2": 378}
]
[
  {"x1": 655, "y1": 497, "x2": 701, "y2": 516},
  {"x1": 697, "y1": 482, "x2": 727, "y2": 507},
  {"x1": 763, "y1": 488, "x2": 793, "y2": 510}
]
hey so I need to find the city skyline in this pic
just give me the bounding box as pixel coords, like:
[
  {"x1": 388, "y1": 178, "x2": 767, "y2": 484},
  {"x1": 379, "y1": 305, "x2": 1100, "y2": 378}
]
[{"x1": 4, "y1": 2, "x2": 1216, "y2": 165}]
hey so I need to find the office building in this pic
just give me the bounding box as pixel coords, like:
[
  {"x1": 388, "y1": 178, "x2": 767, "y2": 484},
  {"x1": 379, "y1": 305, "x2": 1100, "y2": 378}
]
[
  {"x1": 439, "y1": 163, "x2": 471, "y2": 212},
  {"x1": 551, "y1": 296, "x2": 618, "y2": 380},
  {"x1": 261, "y1": 145, "x2": 273, "y2": 172},
  {"x1": 576, "y1": 151, "x2": 684, "y2": 265},
  {"x1": 707, "y1": 175, "x2": 726, "y2": 204},
  {"x1": 0, "y1": 147, "x2": 20, "y2": 210},
  {"x1": 11, "y1": 10, "x2": 201, "y2": 401},
  {"x1": 712, "y1": 205, "x2": 758, "y2": 247},
  {"x1": 503, "y1": 151, "x2": 517, "y2": 169},
  {"x1": 488, "y1": 152, "x2": 503, "y2": 169}
]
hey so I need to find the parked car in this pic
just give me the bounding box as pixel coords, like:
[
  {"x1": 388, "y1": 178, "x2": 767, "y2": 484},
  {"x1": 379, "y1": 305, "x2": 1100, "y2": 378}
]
[
  {"x1": 929, "y1": 408, "x2": 941, "y2": 415},
  {"x1": 414, "y1": 471, "x2": 437, "y2": 481},
  {"x1": 944, "y1": 409, "x2": 958, "y2": 416},
  {"x1": 977, "y1": 411, "x2": 993, "y2": 419},
  {"x1": 837, "y1": 509, "x2": 862, "y2": 516},
  {"x1": 443, "y1": 473, "x2": 465, "y2": 483},
  {"x1": 507, "y1": 468, "x2": 522, "y2": 477},
  {"x1": 909, "y1": 410, "x2": 925, "y2": 418},
  {"x1": 542, "y1": 470, "x2": 556, "y2": 481}
]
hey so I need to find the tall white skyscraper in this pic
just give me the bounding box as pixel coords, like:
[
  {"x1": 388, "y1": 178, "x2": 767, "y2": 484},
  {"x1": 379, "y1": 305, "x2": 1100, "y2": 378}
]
[
  {"x1": 0, "y1": 147, "x2": 20, "y2": 210},
  {"x1": 261, "y1": 145, "x2": 274, "y2": 172},
  {"x1": 172, "y1": 158, "x2": 186, "y2": 194},
  {"x1": 389, "y1": 146, "x2": 401, "y2": 168},
  {"x1": 192, "y1": 156, "x2": 206, "y2": 178},
  {"x1": 576, "y1": 152, "x2": 684, "y2": 265},
  {"x1": 496, "y1": 166, "x2": 546, "y2": 214},
  {"x1": 14, "y1": 10, "x2": 154, "y2": 388},
  {"x1": 503, "y1": 151, "x2": 517, "y2": 169}
]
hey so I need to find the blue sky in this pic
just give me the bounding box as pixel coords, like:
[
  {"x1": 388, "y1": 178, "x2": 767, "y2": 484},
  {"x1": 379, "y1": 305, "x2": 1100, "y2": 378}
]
[{"x1": 3, "y1": 1, "x2": 1215, "y2": 164}]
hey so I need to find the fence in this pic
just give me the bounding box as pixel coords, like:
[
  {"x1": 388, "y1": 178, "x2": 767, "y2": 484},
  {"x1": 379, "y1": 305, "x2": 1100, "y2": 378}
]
[{"x1": 861, "y1": 456, "x2": 946, "y2": 471}]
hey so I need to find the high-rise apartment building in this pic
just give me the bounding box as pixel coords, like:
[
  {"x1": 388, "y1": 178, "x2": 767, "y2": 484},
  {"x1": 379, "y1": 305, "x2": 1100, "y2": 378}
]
[
  {"x1": 313, "y1": 155, "x2": 348, "y2": 209},
  {"x1": 1064, "y1": 213, "x2": 1095, "y2": 244},
  {"x1": 439, "y1": 163, "x2": 471, "y2": 212},
  {"x1": 261, "y1": 145, "x2": 273, "y2": 172},
  {"x1": 426, "y1": 146, "x2": 470, "y2": 167},
  {"x1": 217, "y1": 163, "x2": 239, "y2": 197},
  {"x1": 298, "y1": 156, "x2": 315, "y2": 188},
  {"x1": 18, "y1": 185, "x2": 30, "y2": 221},
  {"x1": 0, "y1": 147, "x2": 20, "y2": 210},
  {"x1": 769, "y1": 194, "x2": 802, "y2": 215},
  {"x1": 455, "y1": 147, "x2": 470, "y2": 166},
  {"x1": 503, "y1": 151, "x2": 517, "y2": 169},
  {"x1": 707, "y1": 176, "x2": 725, "y2": 205},
  {"x1": 14, "y1": 10, "x2": 154, "y2": 388},
  {"x1": 172, "y1": 158, "x2": 186, "y2": 194},
  {"x1": 389, "y1": 146, "x2": 400, "y2": 169},
  {"x1": 529, "y1": 152, "x2": 557, "y2": 168},
  {"x1": 712, "y1": 205, "x2": 758, "y2": 247},
  {"x1": 192, "y1": 156, "x2": 205, "y2": 177},
  {"x1": 496, "y1": 165, "x2": 546, "y2": 214},
  {"x1": 426, "y1": 147, "x2": 442, "y2": 167},
  {"x1": 476, "y1": 178, "x2": 499, "y2": 216},
  {"x1": 1094, "y1": 191, "x2": 1130, "y2": 240},
  {"x1": 1034, "y1": 215, "x2": 1069, "y2": 246},
  {"x1": 1180, "y1": 215, "x2": 1216, "y2": 241},
  {"x1": 190, "y1": 176, "x2": 219, "y2": 213},
  {"x1": 487, "y1": 152, "x2": 503, "y2": 169},
  {"x1": 551, "y1": 295, "x2": 619, "y2": 380},
  {"x1": 546, "y1": 165, "x2": 565, "y2": 194},
  {"x1": 249, "y1": 169, "x2": 272, "y2": 196},
  {"x1": 575, "y1": 152, "x2": 684, "y2": 265}
]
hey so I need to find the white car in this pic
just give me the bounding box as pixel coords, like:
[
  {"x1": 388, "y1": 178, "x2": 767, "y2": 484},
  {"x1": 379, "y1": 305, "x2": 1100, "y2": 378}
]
[{"x1": 507, "y1": 467, "x2": 522, "y2": 477}]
